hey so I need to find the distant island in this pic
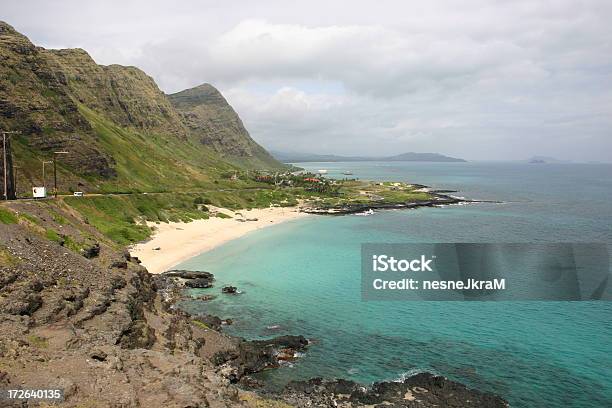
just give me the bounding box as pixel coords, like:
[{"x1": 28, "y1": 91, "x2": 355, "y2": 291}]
[
  {"x1": 526, "y1": 156, "x2": 572, "y2": 164},
  {"x1": 272, "y1": 151, "x2": 467, "y2": 163}
]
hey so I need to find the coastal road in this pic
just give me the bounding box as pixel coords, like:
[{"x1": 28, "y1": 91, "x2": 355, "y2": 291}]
[{"x1": 8, "y1": 186, "x2": 276, "y2": 202}]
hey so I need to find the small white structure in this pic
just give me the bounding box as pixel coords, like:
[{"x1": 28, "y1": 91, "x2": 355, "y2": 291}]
[
  {"x1": 317, "y1": 169, "x2": 328, "y2": 174},
  {"x1": 32, "y1": 187, "x2": 46, "y2": 198}
]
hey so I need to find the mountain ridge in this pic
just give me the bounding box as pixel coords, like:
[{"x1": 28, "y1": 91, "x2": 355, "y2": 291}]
[
  {"x1": 0, "y1": 21, "x2": 284, "y2": 196},
  {"x1": 272, "y1": 150, "x2": 467, "y2": 163}
]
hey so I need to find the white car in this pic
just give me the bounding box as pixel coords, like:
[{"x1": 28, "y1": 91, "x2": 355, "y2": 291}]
[{"x1": 73, "y1": 191, "x2": 84, "y2": 197}]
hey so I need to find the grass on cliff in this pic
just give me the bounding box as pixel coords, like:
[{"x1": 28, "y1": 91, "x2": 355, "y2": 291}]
[
  {"x1": 79, "y1": 105, "x2": 263, "y2": 193},
  {"x1": 0, "y1": 247, "x2": 19, "y2": 267},
  {"x1": 63, "y1": 194, "x2": 199, "y2": 245},
  {"x1": 45, "y1": 228, "x2": 63, "y2": 243},
  {"x1": 191, "y1": 320, "x2": 210, "y2": 330},
  {"x1": 0, "y1": 207, "x2": 18, "y2": 224}
]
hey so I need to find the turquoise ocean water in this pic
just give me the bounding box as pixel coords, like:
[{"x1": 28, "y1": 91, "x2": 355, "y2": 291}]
[{"x1": 179, "y1": 162, "x2": 612, "y2": 408}]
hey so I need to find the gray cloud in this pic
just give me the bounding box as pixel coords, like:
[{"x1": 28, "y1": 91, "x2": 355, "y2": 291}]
[{"x1": 3, "y1": 0, "x2": 612, "y2": 161}]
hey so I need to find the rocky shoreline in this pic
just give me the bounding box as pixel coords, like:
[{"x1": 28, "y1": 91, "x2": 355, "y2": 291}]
[
  {"x1": 154, "y1": 269, "x2": 310, "y2": 385},
  {"x1": 0, "y1": 200, "x2": 508, "y2": 407},
  {"x1": 278, "y1": 373, "x2": 508, "y2": 407},
  {"x1": 160, "y1": 270, "x2": 509, "y2": 407}
]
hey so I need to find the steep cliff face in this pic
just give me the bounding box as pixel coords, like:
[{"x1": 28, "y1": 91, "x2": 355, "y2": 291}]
[
  {"x1": 46, "y1": 49, "x2": 188, "y2": 138},
  {"x1": 169, "y1": 84, "x2": 283, "y2": 169},
  {"x1": 0, "y1": 21, "x2": 283, "y2": 195},
  {"x1": 0, "y1": 22, "x2": 115, "y2": 179}
]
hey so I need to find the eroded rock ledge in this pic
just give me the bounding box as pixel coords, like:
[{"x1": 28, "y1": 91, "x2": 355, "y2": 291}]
[{"x1": 278, "y1": 374, "x2": 508, "y2": 407}]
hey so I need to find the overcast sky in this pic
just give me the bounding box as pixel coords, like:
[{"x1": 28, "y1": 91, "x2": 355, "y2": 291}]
[{"x1": 3, "y1": 0, "x2": 612, "y2": 161}]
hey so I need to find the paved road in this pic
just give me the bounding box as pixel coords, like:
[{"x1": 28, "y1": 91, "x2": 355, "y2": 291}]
[{"x1": 7, "y1": 186, "x2": 275, "y2": 202}]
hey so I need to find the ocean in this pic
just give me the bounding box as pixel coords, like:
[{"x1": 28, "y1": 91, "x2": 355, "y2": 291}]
[{"x1": 178, "y1": 161, "x2": 612, "y2": 408}]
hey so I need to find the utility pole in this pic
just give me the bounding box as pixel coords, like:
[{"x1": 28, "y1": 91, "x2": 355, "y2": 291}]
[
  {"x1": 52, "y1": 151, "x2": 68, "y2": 198},
  {"x1": 1, "y1": 130, "x2": 20, "y2": 200},
  {"x1": 42, "y1": 160, "x2": 53, "y2": 192},
  {"x1": 13, "y1": 165, "x2": 19, "y2": 199}
]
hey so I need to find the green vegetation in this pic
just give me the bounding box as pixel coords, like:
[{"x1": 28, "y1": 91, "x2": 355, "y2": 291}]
[
  {"x1": 64, "y1": 193, "x2": 217, "y2": 245},
  {"x1": 0, "y1": 25, "x2": 436, "y2": 251},
  {"x1": 41, "y1": 88, "x2": 58, "y2": 99},
  {"x1": 45, "y1": 228, "x2": 63, "y2": 243},
  {"x1": 191, "y1": 320, "x2": 209, "y2": 330},
  {"x1": 0, "y1": 207, "x2": 18, "y2": 224},
  {"x1": 193, "y1": 196, "x2": 208, "y2": 205},
  {"x1": 48, "y1": 209, "x2": 68, "y2": 225},
  {"x1": 58, "y1": 176, "x2": 435, "y2": 245},
  {"x1": 44, "y1": 226, "x2": 87, "y2": 252},
  {"x1": 0, "y1": 247, "x2": 19, "y2": 267},
  {"x1": 295, "y1": 179, "x2": 433, "y2": 209},
  {"x1": 6, "y1": 70, "x2": 21, "y2": 84},
  {"x1": 26, "y1": 335, "x2": 49, "y2": 349},
  {"x1": 63, "y1": 235, "x2": 86, "y2": 253},
  {"x1": 80, "y1": 105, "x2": 243, "y2": 193},
  {"x1": 18, "y1": 212, "x2": 40, "y2": 225},
  {"x1": 62, "y1": 189, "x2": 302, "y2": 245}
]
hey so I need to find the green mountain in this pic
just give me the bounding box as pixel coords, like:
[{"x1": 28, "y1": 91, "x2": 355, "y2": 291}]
[{"x1": 0, "y1": 21, "x2": 284, "y2": 196}]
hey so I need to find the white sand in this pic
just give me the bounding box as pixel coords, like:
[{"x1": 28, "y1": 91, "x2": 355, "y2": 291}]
[{"x1": 130, "y1": 206, "x2": 309, "y2": 274}]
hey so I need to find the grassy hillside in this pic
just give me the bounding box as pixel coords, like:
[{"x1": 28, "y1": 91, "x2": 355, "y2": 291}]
[
  {"x1": 62, "y1": 189, "x2": 299, "y2": 245},
  {"x1": 80, "y1": 105, "x2": 238, "y2": 192}
]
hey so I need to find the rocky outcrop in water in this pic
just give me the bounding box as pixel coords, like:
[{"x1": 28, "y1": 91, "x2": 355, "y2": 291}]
[
  {"x1": 214, "y1": 335, "x2": 309, "y2": 382},
  {"x1": 222, "y1": 285, "x2": 239, "y2": 294},
  {"x1": 160, "y1": 269, "x2": 215, "y2": 289},
  {"x1": 193, "y1": 314, "x2": 233, "y2": 330}
]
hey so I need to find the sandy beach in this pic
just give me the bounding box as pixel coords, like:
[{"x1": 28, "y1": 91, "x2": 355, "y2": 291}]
[{"x1": 130, "y1": 206, "x2": 309, "y2": 274}]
